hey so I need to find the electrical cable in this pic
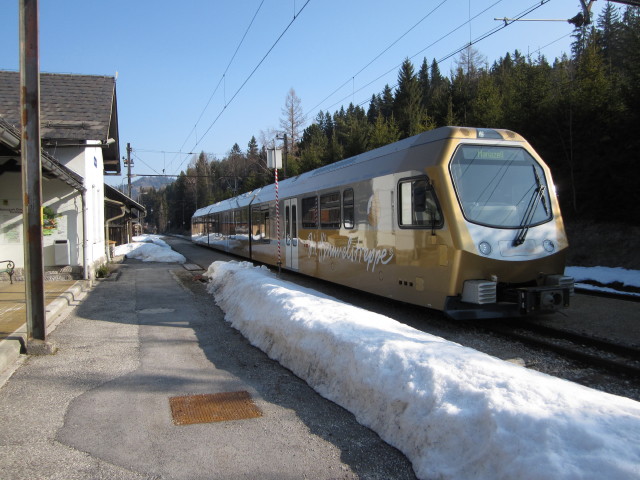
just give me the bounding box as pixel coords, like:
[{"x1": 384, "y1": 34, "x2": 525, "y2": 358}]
[
  {"x1": 318, "y1": 0, "x2": 554, "y2": 117},
  {"x1": 437, "y1": 0, "x2": 551, "y2": 64},
  {"x1": 309, "y1": 0, "x2": 504, "y2": 119},
  {"x1": 131, "y1": 152, "x2": 163, "y2": 176},
  {"x1": 172, "y1": 0, "x2": 313, "y2": 175},
  {"x1": 167, "y1": 0, "x2": 266, "y2": 174},
  {"x1": 307, "y1": 0, "x2": 449, "y2": 117}
]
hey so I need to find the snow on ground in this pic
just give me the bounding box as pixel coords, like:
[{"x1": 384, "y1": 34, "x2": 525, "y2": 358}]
[
  {"x1": 206, "y1": 260, "x2": 640, "y2": 480},
  {"x1": 132, "y1": 234, "x2": 171, "y2": 248},
  {"x1": 566, "y1": 266, "x2": 640, "y2": 296},
  {"x1": 114, "y1": 234, "x2": 186, "y2": 263}
]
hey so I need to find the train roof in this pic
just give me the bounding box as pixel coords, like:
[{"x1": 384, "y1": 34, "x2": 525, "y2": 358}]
[{"x1": 193, "y1": 126, "x2": 524, "y2": 218}]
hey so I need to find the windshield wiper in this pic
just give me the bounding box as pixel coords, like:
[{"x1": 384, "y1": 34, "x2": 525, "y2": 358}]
[
  {"x1": 534, "y1": 167, "x2": 549, "y2": 216},
  {"x1": 513, "y1": 166, "x2": 547, "y2": 246}
]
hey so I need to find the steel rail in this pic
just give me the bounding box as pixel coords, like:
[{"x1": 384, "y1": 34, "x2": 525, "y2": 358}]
[
  {"x1": 574, "y1": 286, "x2": 640, "y2": 303},
  {"x1": 484, "y1": 321, "x2": 640, "y2": 379}
]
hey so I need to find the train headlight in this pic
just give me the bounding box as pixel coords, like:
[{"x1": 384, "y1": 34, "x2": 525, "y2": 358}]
[
  {"x1": 478, "y1": 241, "x2": 492, "y2": 256},
  {"x1": 543, "y1": 239, "x2": 555, "y2": 252}
]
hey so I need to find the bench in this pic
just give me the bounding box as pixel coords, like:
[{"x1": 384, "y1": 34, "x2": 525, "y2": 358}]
[{"x1": 1, "y1": 260, "x2": 15, "y2": 284}]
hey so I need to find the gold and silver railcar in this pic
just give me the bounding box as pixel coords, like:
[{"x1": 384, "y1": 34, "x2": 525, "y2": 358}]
[{"x1": 192, "y1": 126, "x2": 574, "y2": 319}]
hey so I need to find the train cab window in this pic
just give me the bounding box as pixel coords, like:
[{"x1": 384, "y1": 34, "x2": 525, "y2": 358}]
[
  {"x1": 320, "y1": 192, "x2": 341, "y2": 229},
  {"x1": 398, "y1": 177, "x2": 443, "y2": 228},
  {"x1": 302, "y1": 196, "x2": 318, "y2": 228},
  {"x1": 450, "y1": 145, "x2": 552, "y2": 228},
  {"x1": 343, "y1": 189, "x2": 354, "y2": 229}
]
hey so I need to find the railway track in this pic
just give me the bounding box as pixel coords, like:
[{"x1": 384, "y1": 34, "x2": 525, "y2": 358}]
[
  {"x1": 574, "y1": 285, "x2": 640, "y2": 302},
  {"x1": 482, "y1": 319, "x2": 640, "y2": 379}
]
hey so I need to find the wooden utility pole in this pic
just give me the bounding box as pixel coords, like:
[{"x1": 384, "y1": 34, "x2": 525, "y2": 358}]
[
  {"x1": 126, "y1": 142, "x2": 132, "y2": 242},
  {"x1": 20, "y1": 0, "x2": 53, "y2": 353},
  {"x1": 127, "y1": 142, "x2": 132, "y2": 198}
]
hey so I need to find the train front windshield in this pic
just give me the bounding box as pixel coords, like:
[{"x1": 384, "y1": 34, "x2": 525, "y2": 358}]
[{"x1": 449, "y1": 145, "x2": 552, "y2": 228}]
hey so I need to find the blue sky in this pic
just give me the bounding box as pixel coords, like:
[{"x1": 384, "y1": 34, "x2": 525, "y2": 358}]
[{"x1": 0, "y1": 1, "x2": 604, "y2": 187}]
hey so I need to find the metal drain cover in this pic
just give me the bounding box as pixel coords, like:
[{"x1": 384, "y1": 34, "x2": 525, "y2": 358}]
[
  {"x1": 183, "y1": 263, "x2": 203, "y2": 271},
  {"x1": 169, "y1": 391, "x2": 262, "y2": 425}
]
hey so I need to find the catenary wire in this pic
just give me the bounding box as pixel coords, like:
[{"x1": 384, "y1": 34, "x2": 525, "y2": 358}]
[
  {"x1": 167, "y1": 0, "x2": 266, "y2": 174},
  {"x1": 172, "y1": 0, "x2": 313, "y2": 175},
  {"x1": 306, "y1": 0, "x2": 449, "y2": 118},
  {"x1": 315, "y1": 0, "x2": 505, "y2": 117},
  {"x1": 321, "y1": 0, "x2": 552, "y2": 116}
]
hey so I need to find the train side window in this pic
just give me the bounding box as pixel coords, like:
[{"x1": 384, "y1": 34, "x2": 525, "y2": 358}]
[
  {"x1": 302, "y1": 196, "x2": 318, "y2": 228},
  {"x1": 343, "y1": 189, "x2": 354, "y2": 229},
  {"x1": 252, "y1": 206, "x2": 268, "y2": 241},
  {"x1": 264, "y1": 209, "x2": 270, "y2": 240},
  {"x1": 398, "y1": 177, "x2": 443, "y2": 228},
  {"x1": 320, "y1": 192, "x2": 341, "y2": 229},
  {"x1": 291, "y1": 204, "x2": 297, "y2": 240}
]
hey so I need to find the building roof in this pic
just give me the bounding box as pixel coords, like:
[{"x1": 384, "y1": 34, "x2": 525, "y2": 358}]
[
  {"x1": 105, "y1": 184, "x2": 146, "y2": 215},
  {"x1": 0, "y1": 117, "x2": 84, "y2": 192},
  {"x1": 0, "y1": 70, "x2": 121, "y2": 173}
]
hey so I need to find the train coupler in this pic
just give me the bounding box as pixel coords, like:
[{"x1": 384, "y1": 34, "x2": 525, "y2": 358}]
[{"x1": 516, "y1": 285, "x2": 571, "y2": 314}]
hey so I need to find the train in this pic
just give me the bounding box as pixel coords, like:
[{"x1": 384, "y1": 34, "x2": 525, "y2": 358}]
[{"x1": 191, "y1": 126, "x2": 574, "y2": 319}]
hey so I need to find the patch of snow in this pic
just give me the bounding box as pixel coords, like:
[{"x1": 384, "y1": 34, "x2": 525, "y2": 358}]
[
  {"x1": 114, "y1": 236, "x2": 185, "y2": 263},
  {"x1": 206, "y1": 260, "x2": 640, "y2": 480},
  {"x1": 566, "y1": 266, "x2": 640, "y2": 294}
]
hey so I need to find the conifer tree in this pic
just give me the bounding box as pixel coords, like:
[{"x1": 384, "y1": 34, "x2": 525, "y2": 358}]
[
  {"x1": 379, "y1": 85, "x2": 395, "y2": 120},
  {"x1": 367, "y1": 94, "x2": 380, "y2": 124},
  {"x1": 394, "y1": 59, "x2": 425, "y2": 137},
  {"x1": 418, "y1": 57, "x2": 430, "y2": 111}
]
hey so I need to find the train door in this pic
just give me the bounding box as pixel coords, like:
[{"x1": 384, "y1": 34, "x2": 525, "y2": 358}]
[{"x1": 284, "y1": 198, "x2": 299, "y2": 270}]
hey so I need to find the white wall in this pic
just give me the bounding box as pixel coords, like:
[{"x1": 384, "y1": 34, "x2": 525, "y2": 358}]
[
  {"x1": 0, "y1": 171, "x2": 25, "y2": 267},
  {"x1": 45, "y1": 142, "x2": 107, "y2": 269},
  {"x1": 0, "y1": 142, "x2": 108, "y2": 273},
  {"x1": 0, "y1": 171, "x2": 82, "y2": 269},
  {"x1": 82, "y1": 142, "x2": 106, "y2": 267}
]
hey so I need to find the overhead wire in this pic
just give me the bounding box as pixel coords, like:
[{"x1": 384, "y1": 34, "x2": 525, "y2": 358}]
[
  {"x1": 317, "y1": 0, "x2": 555, "y2": 117},
  {"x1": 131, "y1": 152, "x2": 163, "y2": 176},
  {"x1": 167, "y1": 0, "x2": 266, "y2": 174},
  {"x1": 313, "y1": 0, "x2": 505, "y2": 117},
  {"x1": 172, "y1": 0, "x2": 313, "y2": 175},
  {"x1": 166, "y1": 0, "x2": 565, "y2": 178},
  {"x1": 437, "y1": 0, "x2": 551, "y2": 63},
  {"x1": 306, "y1": 0, "x2": 449, "y2": 118}
]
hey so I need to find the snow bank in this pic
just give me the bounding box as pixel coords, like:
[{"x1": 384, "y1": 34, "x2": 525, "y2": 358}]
[
  {"x1": 206, "y1": 261, "x2": 640, "y2": 480},
  {"x1": 566, "y1": 266, "x2": 640, "y2": 296},
  {"x1": 114, "y1": 235, "x2": 185, "y2": 263},
  {"x1": 132, "y1": 234, "x2": 171, "y2": 249}
]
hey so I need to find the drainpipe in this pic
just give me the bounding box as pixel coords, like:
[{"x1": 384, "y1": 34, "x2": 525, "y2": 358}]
[
  {"x1": 105, "y1": 198, "x2": 126, "y2": 262},
  {"x1": 82, "y1": 190, "x2": 89, "y2": 280}
]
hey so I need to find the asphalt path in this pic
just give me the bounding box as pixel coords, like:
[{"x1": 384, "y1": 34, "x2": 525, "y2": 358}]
[{"x1": 0, "y1": 253, "x2": 416, "y2": 479}]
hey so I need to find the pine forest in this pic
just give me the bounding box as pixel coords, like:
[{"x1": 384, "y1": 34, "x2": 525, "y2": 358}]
[{"x1": 138, "y1": 5, "x2": 639, "y2": 240}]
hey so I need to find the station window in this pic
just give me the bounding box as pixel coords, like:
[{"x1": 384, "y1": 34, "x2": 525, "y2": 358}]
[
  {"x1": 320, "y1": 192, "x2": 341, "y2": 229},
  {"x1": 302, "y1": 196, "x2": 318, "y2": 228},
  {"x1": 343, "y1": 189, "x2": 354, "y2": 229},
  {"x1": 398, "y1": 177, "x2": 443, "y2": 228}
]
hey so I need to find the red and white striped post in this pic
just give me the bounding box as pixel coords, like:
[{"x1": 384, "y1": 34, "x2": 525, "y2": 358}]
[
  {"x1": 267, "y1": 146, "x2": 283, "y2": 275},
  {"x1": 275, "y1": 167, "x2": 281, "y2": 274}
]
